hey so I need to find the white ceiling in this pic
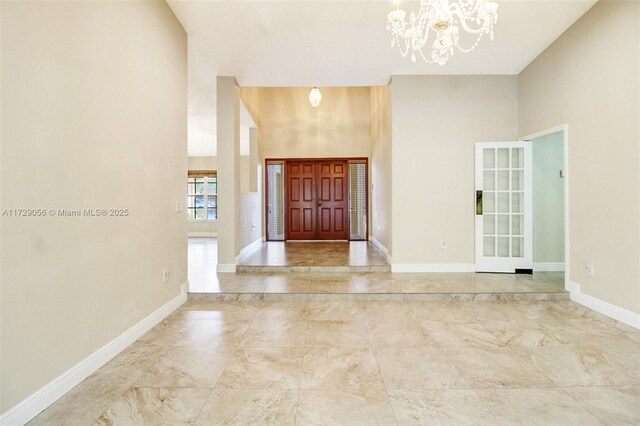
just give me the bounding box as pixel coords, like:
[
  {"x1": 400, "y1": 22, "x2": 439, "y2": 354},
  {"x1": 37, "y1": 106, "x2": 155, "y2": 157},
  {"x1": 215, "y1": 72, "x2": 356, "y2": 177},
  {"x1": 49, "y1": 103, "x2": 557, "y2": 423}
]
[{"x1": 167, "y1": 0, "x2": 597, "y2": 156}]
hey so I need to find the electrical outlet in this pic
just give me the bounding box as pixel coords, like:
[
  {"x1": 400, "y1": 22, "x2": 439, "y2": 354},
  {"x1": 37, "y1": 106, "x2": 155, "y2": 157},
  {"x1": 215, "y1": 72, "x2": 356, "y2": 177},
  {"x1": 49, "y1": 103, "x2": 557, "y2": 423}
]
[
  {"x1": 441, "y1": 241, "x2": 447, "y2": 249},
  {"x1": 585, "y1": 264, "x2": 594, "y2": 277},
  {"x1": 176, "y1": 201, "x2": 183, "y2": 212},
  {"x1": 162, "y1": 269, "x2": 170, "y2": 283}
]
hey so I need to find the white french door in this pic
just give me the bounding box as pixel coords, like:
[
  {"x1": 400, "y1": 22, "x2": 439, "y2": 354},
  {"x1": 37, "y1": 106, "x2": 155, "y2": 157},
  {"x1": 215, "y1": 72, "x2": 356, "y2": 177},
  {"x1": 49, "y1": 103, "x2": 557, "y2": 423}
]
[{"x1": 475, "y1": 142, "x2": 533, "y2": 273}]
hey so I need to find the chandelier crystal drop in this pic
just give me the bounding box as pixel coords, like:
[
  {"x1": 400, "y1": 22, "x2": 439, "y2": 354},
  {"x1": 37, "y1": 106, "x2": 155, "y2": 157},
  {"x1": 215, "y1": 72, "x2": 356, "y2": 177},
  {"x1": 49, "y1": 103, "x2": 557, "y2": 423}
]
[{"x1": 386, "y1": 0, "x2": 499, "y2": 65}]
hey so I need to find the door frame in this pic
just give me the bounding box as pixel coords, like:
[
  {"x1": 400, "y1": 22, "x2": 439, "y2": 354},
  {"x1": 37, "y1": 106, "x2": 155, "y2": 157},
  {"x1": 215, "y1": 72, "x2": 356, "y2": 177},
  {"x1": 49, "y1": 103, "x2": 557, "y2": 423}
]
[
  {"x1": 520, "y1": 124, "x2": 570, "y2": 291},
  {"x1": 264, "y1": 157, "x2": 369, "y2": 241}
]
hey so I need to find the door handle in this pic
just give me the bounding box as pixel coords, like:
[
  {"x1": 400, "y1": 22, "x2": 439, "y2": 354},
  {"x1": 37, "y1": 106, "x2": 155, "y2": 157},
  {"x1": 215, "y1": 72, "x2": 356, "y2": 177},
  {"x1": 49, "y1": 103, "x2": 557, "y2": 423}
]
[
  {"x1": 318, "y1": 202, "x2": 322, "y2": 207},
  {"x1": 476, "y1": 190, "x2": 483, "y2": 215}
]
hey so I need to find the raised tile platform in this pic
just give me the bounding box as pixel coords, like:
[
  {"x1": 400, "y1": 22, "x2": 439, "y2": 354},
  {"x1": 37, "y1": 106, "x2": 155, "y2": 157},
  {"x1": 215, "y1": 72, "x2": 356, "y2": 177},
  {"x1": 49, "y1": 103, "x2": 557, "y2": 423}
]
[
  {"x1": 236, "y1": 241, "x2": 391, "y2": 273},
  {"x1": 189, "y1": 238, "x2": 568, "y2": 301}
]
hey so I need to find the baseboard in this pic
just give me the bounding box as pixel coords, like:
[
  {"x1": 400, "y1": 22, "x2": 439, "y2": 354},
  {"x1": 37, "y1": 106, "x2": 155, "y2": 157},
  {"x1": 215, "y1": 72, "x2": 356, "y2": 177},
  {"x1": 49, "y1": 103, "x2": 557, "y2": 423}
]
[
  {"x1": 188, "y1": 232, "x2": 217, "y2": 238},
  {"x1": 534, "y1": 262, "x2": 565, "y2": 272},
  {"x1": 236, "y1": 238, "x2": 263, "y2": 262},
  {"x1": 217, "y1": 264, "x2": 237, "y2": 273},
  {"x1": 391, "y1": 263, "x2": 475, "y2": 273},
  {"x1": 568, "y1": 281, "x2": 640, "y2": 330},
  {"x1": 370, "y1": 237, "x2": 392, "y2": 264},
  {"x1": 0, "y1": 283, "x2": 188, "y2": 426}
]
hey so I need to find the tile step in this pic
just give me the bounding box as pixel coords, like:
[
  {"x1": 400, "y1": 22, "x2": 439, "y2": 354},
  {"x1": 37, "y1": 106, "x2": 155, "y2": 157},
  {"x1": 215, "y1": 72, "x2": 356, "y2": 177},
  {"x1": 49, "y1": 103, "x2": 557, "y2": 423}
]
[
  {"x1": 236, "y1": 265, "x2": 391, "y2": 273},
  {"x1": 187, "y1": 291, "x2": 570, "y2": 302}
]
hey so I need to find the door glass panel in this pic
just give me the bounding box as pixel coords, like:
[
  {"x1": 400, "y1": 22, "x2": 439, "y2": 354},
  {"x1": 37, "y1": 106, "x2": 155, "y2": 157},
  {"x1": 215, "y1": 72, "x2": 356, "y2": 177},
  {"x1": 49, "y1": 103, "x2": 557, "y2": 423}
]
[
  {"x1": 512, "y1": 148, "x2": 524, "y2": 168},
  {"x1": 512, "y1": 214, "x2": 523, "y2": 235},
  {"x1": 497, "y1": 237, "x2": 510, "y2": 257},
  {"x1": 483, "y1": 214, "x2": 495, "y2": 235},
  {"x1": 512, "y1": 192, "x2": 523, "y2": 213},
  {"x1": 512, "y1": 170, "x2": 524, "y2": 191},
  {"x1": 497, "y1": 148, "x2": 509, "y2": 168},
  {"x1": 267, "y1": 163, "x2": 285, "y2": 241},
  {"x1": 497, "y1": 215, "x2": 509, "y2": 235},
  {"x1": 483, "y1": 148, "x2": 495, "y2": 169},
  {"x1": 497, "y1": 170, "x2": 509, "y2": 190},
  {"x1": 483, "y1": 171, "x2": 495, "y2": 191},
  {"x1": 483, "y1": 237, "x2": 495, "y2": 257},
  {"x1": 483, "y1": 192, "x2": 495, "y2": 213},
  {"x1": 512, "y1": 237, "x2": 524, "y2": 257},
  {"x1": 349, "y1": 162, "x2": 367, "y2": 240},
  {"x1": 497, "y1": 192, "x2": 509, "y2": 213}
]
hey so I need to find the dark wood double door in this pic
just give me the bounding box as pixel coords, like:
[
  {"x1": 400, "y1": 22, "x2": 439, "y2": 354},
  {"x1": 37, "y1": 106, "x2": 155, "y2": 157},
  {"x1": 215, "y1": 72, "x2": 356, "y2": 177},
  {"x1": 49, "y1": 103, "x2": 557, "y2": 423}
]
[{"x1": 286, "y1": 160, "x2": 349, "y2": 240}]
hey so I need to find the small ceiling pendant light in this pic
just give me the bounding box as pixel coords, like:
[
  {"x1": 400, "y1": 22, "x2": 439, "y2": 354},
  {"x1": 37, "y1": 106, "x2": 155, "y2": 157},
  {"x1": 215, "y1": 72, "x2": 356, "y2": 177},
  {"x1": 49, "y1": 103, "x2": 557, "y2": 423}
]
[{"x1": 308, "y1": 87, "x2": 322, "y2": 108}]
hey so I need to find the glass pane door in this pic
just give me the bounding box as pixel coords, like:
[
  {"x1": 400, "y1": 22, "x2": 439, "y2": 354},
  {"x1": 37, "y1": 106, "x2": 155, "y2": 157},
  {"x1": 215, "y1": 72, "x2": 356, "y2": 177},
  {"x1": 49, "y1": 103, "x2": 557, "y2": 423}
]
[{"x1": 475, "y1": 142, "x2": 532, "y2": 272}]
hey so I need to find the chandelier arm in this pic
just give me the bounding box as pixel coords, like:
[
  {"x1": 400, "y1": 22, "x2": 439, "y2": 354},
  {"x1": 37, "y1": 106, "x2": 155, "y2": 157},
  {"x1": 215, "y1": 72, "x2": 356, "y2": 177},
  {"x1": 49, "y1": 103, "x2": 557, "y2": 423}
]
[
  {"x1": 457, "y1": 16, "x2": 492, "y2": 34},
  {"x1": 449, "y1": 0, "x2": 482, "y2": 20}
]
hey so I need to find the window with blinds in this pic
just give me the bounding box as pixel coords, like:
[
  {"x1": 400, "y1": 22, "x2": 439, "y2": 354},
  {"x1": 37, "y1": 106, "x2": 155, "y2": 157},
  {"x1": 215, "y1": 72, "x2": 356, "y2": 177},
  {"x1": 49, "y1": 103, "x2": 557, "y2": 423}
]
[
  {"x1": 349, "y1": 162, "x2": 367, "y2": 240},
  {"x1": 187, "y1": 170, "x2": 217, "y2": 221}
]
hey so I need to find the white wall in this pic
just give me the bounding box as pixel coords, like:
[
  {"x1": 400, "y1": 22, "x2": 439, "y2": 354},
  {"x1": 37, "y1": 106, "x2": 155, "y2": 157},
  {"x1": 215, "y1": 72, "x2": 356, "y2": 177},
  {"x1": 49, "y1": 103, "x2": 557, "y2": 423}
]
[
  {"x1": 390, "y1": 76, "x2": 519, "y2": 266},
  {"x1": 370, "y1": 85, "x2": 392, "y2": 254},
  {"x1": 518, "y1": 0, "x2": 639, "y2": 314},
  {"x1": 0, "y1": 0, "x2": 187, "y2": 413},
  {"x1": 533, "y1": 132, "x2": 564, "y2": 265}
]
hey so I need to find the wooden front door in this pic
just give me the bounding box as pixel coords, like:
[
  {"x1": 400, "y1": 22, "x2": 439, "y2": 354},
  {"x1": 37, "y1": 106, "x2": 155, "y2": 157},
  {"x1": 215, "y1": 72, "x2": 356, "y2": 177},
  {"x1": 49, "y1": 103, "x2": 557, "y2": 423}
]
[
  {"x1": 286, "y1": 161, "x2": 316, "y2": 240},
  {"x1": 317, "y1": 161, "x2": 349, "y2": 240},
  {"x1": 285, "y1": 160, "x2": 349, "y2": 240}
]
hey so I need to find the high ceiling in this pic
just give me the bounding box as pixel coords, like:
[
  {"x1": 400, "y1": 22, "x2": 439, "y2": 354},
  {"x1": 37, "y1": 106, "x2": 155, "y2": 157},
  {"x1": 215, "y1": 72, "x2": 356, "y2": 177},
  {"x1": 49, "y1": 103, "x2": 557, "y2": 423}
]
[{"x1": 167, "y1": 0, "x2": 597, "y2": 156}]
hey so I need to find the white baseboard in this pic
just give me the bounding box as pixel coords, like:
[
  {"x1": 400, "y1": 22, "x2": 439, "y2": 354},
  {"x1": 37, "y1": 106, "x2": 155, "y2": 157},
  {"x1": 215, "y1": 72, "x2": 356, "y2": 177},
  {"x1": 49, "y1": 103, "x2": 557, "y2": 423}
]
[
  {"x1": 236, "y1": 238, "x2": 264, "y2": 262},
  {"x1": 217, "y1": 264, "x2": 236, "y2": 273},
  {"x1": 391, "y1": 263, "x2": 475, "y2": 273},
  {"x1": 370, "y1": 237, "x2": 392, "y2": 264},
  {"x1": 0, "y1": 282, "x2": 188, "y2": 426},
  {"x1": 188, "y1": 232, "x2": 217, "y2": 238},
  {"x1": 534, "y1": 262, "x2": 565, "y2": 272},
  {"x1": 568, "y1": 281, "x2": 640, "y2": 330}
]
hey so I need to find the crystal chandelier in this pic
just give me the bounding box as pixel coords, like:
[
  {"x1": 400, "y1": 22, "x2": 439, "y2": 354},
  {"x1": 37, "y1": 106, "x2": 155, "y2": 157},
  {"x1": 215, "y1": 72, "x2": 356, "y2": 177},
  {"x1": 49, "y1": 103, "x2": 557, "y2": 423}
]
[{"x1": 386, "y1": 0, "x2": 499, "y2": 65}]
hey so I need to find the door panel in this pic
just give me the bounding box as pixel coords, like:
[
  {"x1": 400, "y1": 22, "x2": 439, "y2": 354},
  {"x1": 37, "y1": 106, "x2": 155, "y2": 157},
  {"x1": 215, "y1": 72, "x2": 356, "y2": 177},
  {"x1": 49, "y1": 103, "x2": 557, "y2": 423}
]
[
  {"x1": 285, "y1": 159, "x2": 350, "y2": 240},
  {"x1": 286, "y1": 161, "x2": 316, "y2": 240},
  {"x1": 475, "y1": 142, "x2": 532, "y2": 272},
  {"x1": 317, "y1": 161, "x2": 349, "y2": 240}
]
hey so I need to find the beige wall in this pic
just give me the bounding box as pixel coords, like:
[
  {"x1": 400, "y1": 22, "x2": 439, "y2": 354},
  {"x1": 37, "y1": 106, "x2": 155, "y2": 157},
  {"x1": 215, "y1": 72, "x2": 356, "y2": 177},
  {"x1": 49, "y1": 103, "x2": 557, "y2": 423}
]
[
  {"x1": 391, "y1": 76, "x2": 519, "y2": 265},
  {"x1": 216, "y1": 77, "x2": 241, "y2": 265},
  {"x1": 0, "y1": 0, "x2": 187, "y2": 412},
  {"x1": 251, "y1": 87, "x2": 371, "y2": 159},
  {"x1": 370, "y1": 85, "x2": 392, "y2": 253},
  {"x1": 519, "y1": 0, "x2": 640, "y2": 313},
  {"x1": 188, "y1": 156, "x2": 217, "y2": 171}
]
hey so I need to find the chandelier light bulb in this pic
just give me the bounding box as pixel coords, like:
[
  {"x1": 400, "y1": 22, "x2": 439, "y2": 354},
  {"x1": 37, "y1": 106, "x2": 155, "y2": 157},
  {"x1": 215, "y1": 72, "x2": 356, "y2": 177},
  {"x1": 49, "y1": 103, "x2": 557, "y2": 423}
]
[
  {"x1": 386, "y1": 0, "x2": 499, "y2": 65},
  {"x1": 309, "y1": 87, "x2": 322, "y2": 108}
]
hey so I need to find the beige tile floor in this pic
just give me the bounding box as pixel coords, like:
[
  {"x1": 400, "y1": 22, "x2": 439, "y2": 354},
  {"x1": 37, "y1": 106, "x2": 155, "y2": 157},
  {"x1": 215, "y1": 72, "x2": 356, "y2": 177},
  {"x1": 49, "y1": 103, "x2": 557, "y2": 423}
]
[
  {"x1": 189, "y1": 238, "x2": 568, "y2": 297},
  {"x1": 237, "y1": 241, "x2": 389, "y2": 267},
  {"x1": 30, "y1": 298, "x2": 640, "y2": 425}
]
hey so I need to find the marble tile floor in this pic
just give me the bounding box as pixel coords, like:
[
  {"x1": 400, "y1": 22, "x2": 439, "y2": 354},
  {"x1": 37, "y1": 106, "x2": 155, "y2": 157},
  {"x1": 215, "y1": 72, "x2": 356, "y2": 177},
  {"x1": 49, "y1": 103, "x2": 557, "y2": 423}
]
[
  {"x1": 188, "y1": 271, "x2": 569, "y2": 303},
  {"x1": 30, "y1": 299, "x2": 640, "y2": 425},
  {"x1": 237, "y1": 241, "x2": 390, "y2": 268}
]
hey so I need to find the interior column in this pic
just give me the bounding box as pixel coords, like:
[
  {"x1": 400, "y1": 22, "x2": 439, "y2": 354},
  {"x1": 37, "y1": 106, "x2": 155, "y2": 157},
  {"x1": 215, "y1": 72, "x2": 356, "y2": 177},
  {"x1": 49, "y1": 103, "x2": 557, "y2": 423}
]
[{"x1": 216, "y1": 76, "x2": 241, "y2": 271}]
